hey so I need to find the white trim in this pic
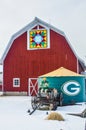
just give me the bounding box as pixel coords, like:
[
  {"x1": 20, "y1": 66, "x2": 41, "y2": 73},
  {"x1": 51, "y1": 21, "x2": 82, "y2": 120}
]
[
  {"x1": 27, "y1": 25, "x2": 50, "y2": 50},
  {"x1": 28, "y1": 78, "x2": 38, "y2": 96},
  {"x1": 13, "y1": 78, "x2": 20, "y2": 87}
]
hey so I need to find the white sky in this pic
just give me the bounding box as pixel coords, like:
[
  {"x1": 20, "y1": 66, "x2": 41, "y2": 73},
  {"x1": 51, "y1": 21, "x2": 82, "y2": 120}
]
[{"x1": 0, "y1": 0, "x2": 86, "y2": 62}]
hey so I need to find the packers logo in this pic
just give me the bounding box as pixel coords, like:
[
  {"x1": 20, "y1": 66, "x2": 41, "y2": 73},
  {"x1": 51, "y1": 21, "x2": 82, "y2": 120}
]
[{"x1": 62, "y1": 81, "x2": 81, "y2": 96}]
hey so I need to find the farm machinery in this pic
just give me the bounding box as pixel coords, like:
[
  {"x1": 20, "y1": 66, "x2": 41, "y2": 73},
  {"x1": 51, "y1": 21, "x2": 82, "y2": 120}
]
[{"x1": 29, "y1": 88, "x2": 63, "y2": 115}]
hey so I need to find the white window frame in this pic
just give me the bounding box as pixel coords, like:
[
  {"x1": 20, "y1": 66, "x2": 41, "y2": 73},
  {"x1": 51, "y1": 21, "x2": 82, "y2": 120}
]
[
  {"x1": 13, "y1": 78, "x2": 20, "y2": 87},
  {"x1": 27, "y1": 24, "x2": 50, "y2": 50}
]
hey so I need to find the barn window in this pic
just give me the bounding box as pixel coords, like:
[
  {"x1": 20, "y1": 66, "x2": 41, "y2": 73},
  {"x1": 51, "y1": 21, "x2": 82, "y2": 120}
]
[
  {"x1": 27, "y1": 25, "x2": 50, "y2": 50},
  {"x1": 13, "y1": 78, "x2": 20, "y2": 87}
]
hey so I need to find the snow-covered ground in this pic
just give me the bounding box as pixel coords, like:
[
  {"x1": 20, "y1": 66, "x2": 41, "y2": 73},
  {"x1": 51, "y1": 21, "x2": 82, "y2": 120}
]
[{"x1": 0, "y1": 96, "x2": 86, "y2": 130}]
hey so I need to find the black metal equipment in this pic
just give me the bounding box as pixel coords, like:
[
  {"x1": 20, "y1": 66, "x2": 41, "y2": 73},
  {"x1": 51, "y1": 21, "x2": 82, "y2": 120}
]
[{"x1": 30, "y1": 88, "x2": 63, "y2": 114}]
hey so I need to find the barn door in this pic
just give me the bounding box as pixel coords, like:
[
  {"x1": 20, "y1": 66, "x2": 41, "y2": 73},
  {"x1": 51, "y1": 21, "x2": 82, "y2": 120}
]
[{"x1": 28, "y1": 78, "x2": 38, "y2": 96}]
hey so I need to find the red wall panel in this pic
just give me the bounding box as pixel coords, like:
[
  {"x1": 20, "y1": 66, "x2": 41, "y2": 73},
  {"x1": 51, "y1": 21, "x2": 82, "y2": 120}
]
[{"x1": 4, "y1": 30, "x2": 78, "y2": 93}]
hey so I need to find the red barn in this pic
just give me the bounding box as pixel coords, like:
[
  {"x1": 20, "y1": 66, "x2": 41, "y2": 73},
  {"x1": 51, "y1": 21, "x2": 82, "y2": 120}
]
[{"x1": 0, "y1": 17, "x2": 85, "y2": 95}]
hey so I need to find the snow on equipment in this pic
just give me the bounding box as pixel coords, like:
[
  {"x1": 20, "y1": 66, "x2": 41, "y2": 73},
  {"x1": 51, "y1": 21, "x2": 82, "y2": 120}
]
[{"x1": 29, "y1": 87, "x2": 63, "y2": 115}]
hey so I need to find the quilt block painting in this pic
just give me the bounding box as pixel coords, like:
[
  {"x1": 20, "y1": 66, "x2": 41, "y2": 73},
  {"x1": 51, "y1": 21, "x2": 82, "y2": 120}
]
[{"x1": 29, "y1": 29, "x2": 47, "y2": 49}]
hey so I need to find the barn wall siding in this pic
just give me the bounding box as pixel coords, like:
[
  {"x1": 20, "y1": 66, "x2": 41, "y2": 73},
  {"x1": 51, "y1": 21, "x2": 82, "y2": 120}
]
[{"x1": 3, "y1": 29, "x2": 79, "y2": 93}]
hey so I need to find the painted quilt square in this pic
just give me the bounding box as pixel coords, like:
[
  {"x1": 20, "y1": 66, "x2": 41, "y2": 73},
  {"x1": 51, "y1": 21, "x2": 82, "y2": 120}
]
[{"x1": 29, "y1": 30, "x2": 47, "y2": 49}]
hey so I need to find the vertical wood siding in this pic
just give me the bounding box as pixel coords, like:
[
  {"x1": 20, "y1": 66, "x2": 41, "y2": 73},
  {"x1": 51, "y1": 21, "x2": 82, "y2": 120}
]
[{"x1": 3, "y1": 30, "x2": 79, "y2": 93}]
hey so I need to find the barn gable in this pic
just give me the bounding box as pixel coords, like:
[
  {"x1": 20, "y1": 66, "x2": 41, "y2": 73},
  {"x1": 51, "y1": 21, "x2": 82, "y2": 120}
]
[
  {"x1": 0, "y1": 17, "x2": 82, "y2": 66},
  {"x1": 0, "y1": 17, "x2": 62, "y2": 63}
]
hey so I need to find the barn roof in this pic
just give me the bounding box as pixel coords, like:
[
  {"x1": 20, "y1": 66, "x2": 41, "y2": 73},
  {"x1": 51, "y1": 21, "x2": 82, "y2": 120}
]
[
  {"x1": 39, "y1": 67, "x2": 84, "y2": 77},
  {"x1": 0, "y1": 17, "x2": 85, "y2": 70}
]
